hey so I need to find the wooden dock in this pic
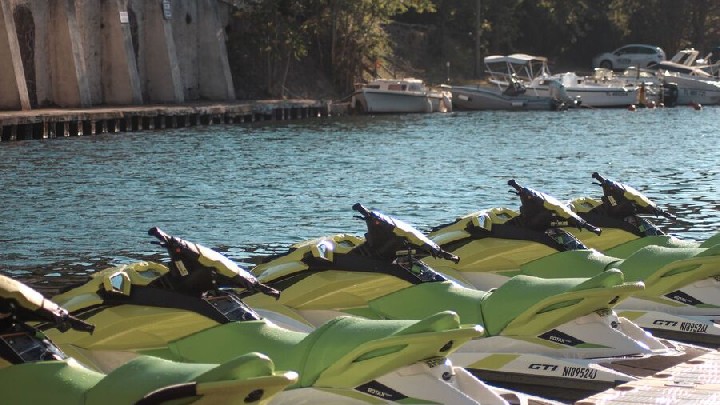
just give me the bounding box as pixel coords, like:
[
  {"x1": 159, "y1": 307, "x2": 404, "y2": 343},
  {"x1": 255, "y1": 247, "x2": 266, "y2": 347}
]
[
  {"x1": 579, "y1": 349, "x2": 720, "y2": 404},
  {"x1": 0, "y1": 100, "x2": 338, "y2": 142}
]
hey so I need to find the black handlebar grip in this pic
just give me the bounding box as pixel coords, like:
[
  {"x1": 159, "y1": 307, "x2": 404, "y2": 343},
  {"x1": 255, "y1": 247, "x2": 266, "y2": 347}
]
[
  {"x1": 658, "y1": 208, "x2": 677, "y2": 221},
  {"x1": 352, "y1": 203, "x2": 371, "y2": 217},
  {"x1": 67, "y1": 315, "x2": 95, "y2": 334},
  {"x1": 148, "y1": 227, "x2": 169, "y2": 241},
  {"x1": 444, "y1": 251, "x2": 460, "y2": 264},
  {"x1": 591, "y1": 172, "x2": 606, "y2": 183},
  {"x1": 585, "y1": 223, "x2": 602, "y2": 236}
]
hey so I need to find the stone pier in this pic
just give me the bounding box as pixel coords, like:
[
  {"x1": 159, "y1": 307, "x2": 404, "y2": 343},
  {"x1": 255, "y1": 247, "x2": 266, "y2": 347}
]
[{"x1": 0, "y1": 0, "x2": 239, "y2": 111}]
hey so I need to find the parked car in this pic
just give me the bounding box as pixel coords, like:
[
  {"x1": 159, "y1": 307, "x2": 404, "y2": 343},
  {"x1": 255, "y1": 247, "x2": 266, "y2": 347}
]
[{"x1": 592, "y1": 44, "x2": 666, "y2": 70}]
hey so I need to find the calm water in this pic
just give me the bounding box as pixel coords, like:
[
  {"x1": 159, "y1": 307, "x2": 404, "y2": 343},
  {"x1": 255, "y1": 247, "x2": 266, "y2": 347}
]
[{"x1": 1, "y1": 107, "x2": 718, "y2": 282}]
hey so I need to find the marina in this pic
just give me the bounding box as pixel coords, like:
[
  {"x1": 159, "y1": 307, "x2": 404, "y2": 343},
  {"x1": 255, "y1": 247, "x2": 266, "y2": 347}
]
[
  {"x1": 1, "y1": 2, "x2": 720, "y2": 403},
  {"x1": 1, "y1": 106, "x2": 718, "y2": 403}
]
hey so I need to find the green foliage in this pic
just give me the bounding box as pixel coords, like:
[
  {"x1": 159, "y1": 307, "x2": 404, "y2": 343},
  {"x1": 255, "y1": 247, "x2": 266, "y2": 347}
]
[{"x1": 226, "y1": 0, "x2": 720, "y2": 96}]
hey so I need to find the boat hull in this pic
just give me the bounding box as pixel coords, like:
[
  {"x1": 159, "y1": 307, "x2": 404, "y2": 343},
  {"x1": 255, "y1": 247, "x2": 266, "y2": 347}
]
[
  {"x1": 451, "y1": 85, "x2": 558, "y2": 110},
  {"x1": 353, "y1": 90, "x2": 434, "y2": 113},
  {"x1": 667, "y1": 75, "x2": 720, "y2": 105},
  {"x1": 565, "y1": 87, "x2": 638, "y2": 107}
]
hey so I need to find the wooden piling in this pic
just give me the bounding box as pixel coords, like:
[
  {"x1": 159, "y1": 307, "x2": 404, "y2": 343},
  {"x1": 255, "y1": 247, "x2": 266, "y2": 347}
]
[{"x1": 0, "y1": 101, "x2": 332, "y2": 142}]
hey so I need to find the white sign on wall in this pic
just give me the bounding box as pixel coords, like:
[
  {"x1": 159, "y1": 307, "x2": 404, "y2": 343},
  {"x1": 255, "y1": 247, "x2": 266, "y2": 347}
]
[
  {"x1": 163, "y1": 0, "x2": 172, "y2": 20},
  {"x1": 119, "y1": 11, "x2": 129, "y2": 24}
]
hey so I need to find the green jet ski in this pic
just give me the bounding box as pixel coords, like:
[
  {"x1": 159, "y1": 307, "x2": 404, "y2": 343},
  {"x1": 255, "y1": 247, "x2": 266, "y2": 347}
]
[
  {"x1": 426, "y1": 179, "x2": 720, "y2": 345},
  {"x1": 241, "y1": 203, "x2": 691, "y2": 402},
  {"x1": 0, "y1": 274, "x2": 296, "y2": 405},
  {"x1": 566, "y1": 172, "x2": 720, "y2": 255},
  {"x1": 44, "y1": 227, "x2": 513, "y2": 405}
]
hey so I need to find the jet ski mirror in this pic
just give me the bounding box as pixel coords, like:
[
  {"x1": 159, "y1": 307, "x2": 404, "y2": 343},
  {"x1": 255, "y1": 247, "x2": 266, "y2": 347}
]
[
  {"x1": 310, "y1": 240, "x2": 334, "y2": 262},
  {"x1": 103, "y1": 271, "x2": 132, "y2": 296}
]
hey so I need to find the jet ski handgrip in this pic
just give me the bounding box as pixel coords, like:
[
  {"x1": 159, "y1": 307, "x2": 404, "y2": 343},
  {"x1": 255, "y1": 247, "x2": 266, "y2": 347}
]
[
  {"x1": 658, "y1": 209, "x2": 677, "y2": 221},
  {"x1": 508, "y1": 179, "x2": 522, "y2": 193},
  {"x1": 581, "y1": 221, "x2": 602, "y2": 236},
  {"x1": 438, "y1": 250, "x2": 460, "y2": 264},
  {"x1": 591, "y1": 172, "x2": 606, "y2": 183},
  {"x1": 352, "y1": 203, "x2": 371, "y2": 218},
  {"x1": 66, "y1": 315, "x2": 95, "y2": 334},
  {"x1": 148, "y1": 226, "x2": 170, "y2": 243}
]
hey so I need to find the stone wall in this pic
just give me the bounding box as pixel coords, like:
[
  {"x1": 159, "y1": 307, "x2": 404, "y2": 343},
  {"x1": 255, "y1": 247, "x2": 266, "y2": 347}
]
[{"x1": 0, "y1": 0, "x2": 237, "y2": 111}]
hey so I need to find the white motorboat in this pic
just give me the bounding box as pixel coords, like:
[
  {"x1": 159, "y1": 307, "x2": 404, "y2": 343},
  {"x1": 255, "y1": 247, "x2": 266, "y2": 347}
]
[
  {"x1": 669, "y1": 48, "x2": 720, "y2": 77},
  {"x1": 475, "y1": 53, "x2": 661, "y2": 108},
  {"x1": 655, "y1": 60, "x2": 720, "y2": 105},
  {"x1": 451, "y1": 54, "x2": 575, "y2": 111},
  {"x1": 351, "y1": 78, "x2": 451, "y2": 114},
  {"x1": 549, "y1": 69, "x2": 654, "y2": 108},
  {"x1": 499, "y1": 54, "x2": 659, "y2": 108}
]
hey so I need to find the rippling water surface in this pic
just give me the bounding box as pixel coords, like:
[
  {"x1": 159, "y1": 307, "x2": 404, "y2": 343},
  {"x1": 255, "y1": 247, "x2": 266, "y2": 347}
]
[{"x1": 1, "y1": 107, "x2": 718, "y2": 281}]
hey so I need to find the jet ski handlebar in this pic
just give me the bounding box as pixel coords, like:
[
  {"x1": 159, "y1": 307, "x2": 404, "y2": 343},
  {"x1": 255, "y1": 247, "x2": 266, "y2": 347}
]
[
  {"x1": 509, "y1": 179, "x2": 601, "y2": 235},
  {"x1": 591, "y1": 172, "x2": 676, "y2": 221},
  {"x1": 353, "y1": 203, "x2": 460, "y2": 263},
  {"x1": 0, "y1": 275, "x2": 95, "y2": 334},
  {"x1": 33, "y1": 303, "x2": 95, "y2": 334},
  {"x1": 147, "y1": 227, "x2": 281, "y2": 298}
]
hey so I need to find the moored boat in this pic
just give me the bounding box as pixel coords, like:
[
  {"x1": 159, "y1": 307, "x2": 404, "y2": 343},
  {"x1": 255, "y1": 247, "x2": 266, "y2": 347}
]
[
  {"x1": 351, "y1": 78, "x2": 451, "y2": 114},
  {"x1": 655, "y1": 60, "x2": 720, "y2": 105},
  {"x1": 451, "y1": 54, "x2": 575, "y2": 111}
]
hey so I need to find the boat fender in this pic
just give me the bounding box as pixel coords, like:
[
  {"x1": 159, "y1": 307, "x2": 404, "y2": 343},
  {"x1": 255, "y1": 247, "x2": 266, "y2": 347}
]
[{"x1": 425, "y1": 99, "x2": 433, "y2": 113}]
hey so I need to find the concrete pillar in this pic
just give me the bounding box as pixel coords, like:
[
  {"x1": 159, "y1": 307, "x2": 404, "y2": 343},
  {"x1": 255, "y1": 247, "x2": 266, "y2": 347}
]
[
  {"x1": 141, "y1": 0, "x2": 184, "y2": 103},
  {"x1": 48, "y1": 0, "x2": 92, "y2": 107},
  {"x1": 0, "y1": 2, "x2": 31, "y2": 110},
  {"x1": 197, "y1": 0, "x2": 234, "y2": 101},
  {"x1": 101, "y1": 0, "x2": 142, "y2": 104}
]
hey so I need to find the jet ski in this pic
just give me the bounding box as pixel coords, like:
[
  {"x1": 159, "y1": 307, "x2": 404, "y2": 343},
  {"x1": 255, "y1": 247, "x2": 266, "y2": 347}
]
[
  {"x1": 240, "y1": 203, "x2": 690, "y2": 402},
  {"x1": 566, "y1": 172, "x2": 720, "y2": 256},
  {"x1": 0, "y1": 274, "x2": 297, "y2": 405},
  {"x1": 44, "y1": 227, "x2": 513, "y2": 405},
  {"x1": 426, "y1": 179, "x2": 720, "y2": 345}
]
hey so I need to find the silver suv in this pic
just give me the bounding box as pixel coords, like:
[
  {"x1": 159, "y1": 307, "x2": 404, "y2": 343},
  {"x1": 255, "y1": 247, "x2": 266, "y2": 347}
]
[{"x1": 592, "y1": 44, "x2": 666, "y2": 70}]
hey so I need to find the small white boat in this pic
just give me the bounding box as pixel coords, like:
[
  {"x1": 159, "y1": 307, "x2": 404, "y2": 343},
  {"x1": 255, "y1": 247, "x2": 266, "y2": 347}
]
[
  {"x1": 656, "y1": 61, "x2": 720, "y2": 105},
  {"x1": 351, "y1": 78, "x2": 451, "y2": 114},
  {"x1": 549, "y1": 70, "x2": 644, "y2": 108},
  {"x1": 451, "y1": 54, "x2": 574, "y2": 111}
]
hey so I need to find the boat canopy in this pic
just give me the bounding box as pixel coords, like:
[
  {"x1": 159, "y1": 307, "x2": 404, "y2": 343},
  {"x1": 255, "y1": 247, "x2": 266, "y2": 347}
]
[
  {"x1": 484, "y1": 54, "x2": 548, "y2": 65},
  {"x1": 656, "y1": 61, "x2": 712, "y2": 77}
]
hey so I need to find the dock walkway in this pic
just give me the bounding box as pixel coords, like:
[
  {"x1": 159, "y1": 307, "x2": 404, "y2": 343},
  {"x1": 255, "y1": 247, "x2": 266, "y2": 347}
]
[
  {"x1": 580, "y1": 349, "x2": 720, "y2": 404},
  {"x1": 0, "y1": 100, "x2": 334, "y2": 141}
]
